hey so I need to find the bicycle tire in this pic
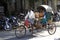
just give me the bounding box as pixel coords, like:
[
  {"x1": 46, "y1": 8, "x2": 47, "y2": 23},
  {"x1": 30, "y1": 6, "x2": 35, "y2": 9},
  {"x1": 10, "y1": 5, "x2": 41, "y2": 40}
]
[{"x1": 15, "y1": 25, "x2": 26, "y2": 38}]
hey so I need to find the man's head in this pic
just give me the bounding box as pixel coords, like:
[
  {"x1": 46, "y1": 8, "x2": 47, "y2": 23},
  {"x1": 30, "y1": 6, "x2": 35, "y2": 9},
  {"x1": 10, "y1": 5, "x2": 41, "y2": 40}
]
[{"x1": 28, "y1": 7, "x2": 34, "y2": 12}]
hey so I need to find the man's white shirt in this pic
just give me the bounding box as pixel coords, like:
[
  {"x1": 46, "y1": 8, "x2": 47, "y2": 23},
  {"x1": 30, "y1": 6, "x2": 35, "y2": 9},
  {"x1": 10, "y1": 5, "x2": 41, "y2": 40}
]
[{"x1": 25, "y1": 10, "x2": 35, "y2": 20}]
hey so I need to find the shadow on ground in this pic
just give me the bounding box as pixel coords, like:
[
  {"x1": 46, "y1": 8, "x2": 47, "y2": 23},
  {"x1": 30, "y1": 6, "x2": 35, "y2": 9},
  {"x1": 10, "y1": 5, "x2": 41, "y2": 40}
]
[
  {"x1": 54, "y1": 38, "x2": 60, "y2": 40},
  {"x1": 5, "y1": 35, "x2": 36, "y2": 40},
  {"x1": 0, "y1": 28, "x2": 50, "y2": 40},
  {"x1": 4, "y1": 31, "x2": 50, "y2": 40}
]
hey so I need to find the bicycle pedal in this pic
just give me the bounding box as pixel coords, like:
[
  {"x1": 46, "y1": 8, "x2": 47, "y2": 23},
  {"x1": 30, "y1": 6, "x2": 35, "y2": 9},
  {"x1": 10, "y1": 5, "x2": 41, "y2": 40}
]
[{"x1": 29, "y1": 29, "x2": 32, "y2": 32}]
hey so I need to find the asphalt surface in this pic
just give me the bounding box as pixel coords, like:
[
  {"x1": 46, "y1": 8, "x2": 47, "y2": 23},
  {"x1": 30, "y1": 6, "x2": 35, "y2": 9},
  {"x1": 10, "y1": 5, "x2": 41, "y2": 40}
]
[{"x1": 0, "y1": 22, "x2": 60, "y2": 40}]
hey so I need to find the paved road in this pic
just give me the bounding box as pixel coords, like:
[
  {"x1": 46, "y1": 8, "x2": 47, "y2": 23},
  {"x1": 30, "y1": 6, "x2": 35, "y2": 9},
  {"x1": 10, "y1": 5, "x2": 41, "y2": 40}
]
[{"x1": 0, "y1": 22, "x2": 60, "y2": 40}]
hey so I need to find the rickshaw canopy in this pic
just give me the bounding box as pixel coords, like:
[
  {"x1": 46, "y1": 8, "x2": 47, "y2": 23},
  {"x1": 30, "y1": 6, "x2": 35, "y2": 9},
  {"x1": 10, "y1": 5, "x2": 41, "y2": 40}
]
[{"x1": 37, "y1": 5, "x2": 54, "y2": 14}]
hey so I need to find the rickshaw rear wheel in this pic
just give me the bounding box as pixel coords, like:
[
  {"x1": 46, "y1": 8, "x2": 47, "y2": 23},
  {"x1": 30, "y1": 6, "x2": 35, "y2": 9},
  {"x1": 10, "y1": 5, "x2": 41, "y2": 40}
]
[
  {"x1": 47, "y1": 23, "x2": 56, "y2": 35},
  {"x1": 15, "y1": 25, "x2": 26, "y2": 38}
]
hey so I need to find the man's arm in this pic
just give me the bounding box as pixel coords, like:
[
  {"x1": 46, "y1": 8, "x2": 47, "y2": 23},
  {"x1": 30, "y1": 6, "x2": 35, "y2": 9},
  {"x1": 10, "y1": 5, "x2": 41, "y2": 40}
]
[{"x1": 25, "y1": 12, "x2": 29, "y2": 20}]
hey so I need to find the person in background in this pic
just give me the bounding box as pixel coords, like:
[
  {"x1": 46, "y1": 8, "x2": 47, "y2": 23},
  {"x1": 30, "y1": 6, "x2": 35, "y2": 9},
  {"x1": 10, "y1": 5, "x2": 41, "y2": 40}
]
[
  {"x1": 39, "y1": 9, "x2": 46, "y2": 24},
  {"x1": 39, "y1": 9, "x2": 47, "y2": 29},
  {"x1": 34, "y1": 10, "x2": 42, "y2": 29}
]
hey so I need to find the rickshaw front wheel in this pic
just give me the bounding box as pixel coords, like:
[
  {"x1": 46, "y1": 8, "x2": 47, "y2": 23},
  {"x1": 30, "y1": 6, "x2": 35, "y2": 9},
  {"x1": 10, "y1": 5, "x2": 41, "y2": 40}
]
[{"x1": 47, "y1": 23, "x2": 56, "y2": 35}]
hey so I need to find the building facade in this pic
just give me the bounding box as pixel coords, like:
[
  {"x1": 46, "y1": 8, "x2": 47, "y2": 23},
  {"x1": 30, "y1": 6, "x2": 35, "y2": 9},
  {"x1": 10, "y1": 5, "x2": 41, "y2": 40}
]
[
  {"x1": 16, "y1": 0, "x2": 58, "y2": 13},
  {"x1": 57, "y1": 0, "x2": 60, "y2": 11},
  {"x1": 0, "y1": 0, "x2": 58, "y2": 17}
]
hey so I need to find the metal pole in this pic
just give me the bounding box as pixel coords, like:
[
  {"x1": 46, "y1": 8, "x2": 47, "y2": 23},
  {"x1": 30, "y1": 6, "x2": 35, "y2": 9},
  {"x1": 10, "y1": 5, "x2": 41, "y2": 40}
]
[
  {"x1": 54, "y1": 0, "x2": 57, "y2": 12},
  {"x1": 52, "y1": 0, "x2": 57, "y2": 12},
  {"x1": 24, "y1": 0, "x2": 25, "y2": 14}
]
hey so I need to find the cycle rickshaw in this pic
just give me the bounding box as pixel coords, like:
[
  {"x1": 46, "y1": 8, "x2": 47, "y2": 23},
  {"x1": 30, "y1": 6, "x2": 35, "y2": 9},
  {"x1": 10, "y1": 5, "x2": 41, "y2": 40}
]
[{"x1": 15, "y1": 5, "x2": 56, "y2": 38}]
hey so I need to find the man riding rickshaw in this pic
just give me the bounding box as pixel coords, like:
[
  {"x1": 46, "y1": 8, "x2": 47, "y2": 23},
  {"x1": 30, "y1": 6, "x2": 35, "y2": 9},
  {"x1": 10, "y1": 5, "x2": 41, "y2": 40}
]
[{"x1": 15, "y1": 5, "x2": 56, "y2": 38}]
